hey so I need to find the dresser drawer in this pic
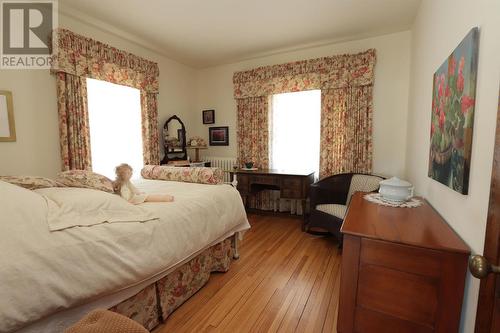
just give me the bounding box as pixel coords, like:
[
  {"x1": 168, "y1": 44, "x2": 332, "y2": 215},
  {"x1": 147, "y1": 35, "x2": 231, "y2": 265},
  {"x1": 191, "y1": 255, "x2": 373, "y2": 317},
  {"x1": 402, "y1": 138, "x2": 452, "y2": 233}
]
[
  {"x1": 235, "y1": 174, "x2": 249, "y2": 193},
  {"x1": 360, "y1": 239, "x2": 442, "y2": 278},
  {"x1": 281, "y1": 177, "x2": 302, "y2": 189},
  {"x1": 251, "y1": 175, "x2": 279, "y2": 186},
  {"x1": 354, "y1": 306, "x2": 434, "y2": 333},
  {"x1": 356, "y1": 264, "x2": 439, "y2": 328},
  {"x1": 281, "y1": 188, "x2": 303, "y2": 199}
]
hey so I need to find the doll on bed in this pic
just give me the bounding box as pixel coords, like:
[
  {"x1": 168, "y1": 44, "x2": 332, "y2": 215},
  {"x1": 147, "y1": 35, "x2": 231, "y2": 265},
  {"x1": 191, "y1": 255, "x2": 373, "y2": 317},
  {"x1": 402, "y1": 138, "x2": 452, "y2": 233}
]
[{"x1": 114, "y1": 163, "x2": 174, "y2": 204}]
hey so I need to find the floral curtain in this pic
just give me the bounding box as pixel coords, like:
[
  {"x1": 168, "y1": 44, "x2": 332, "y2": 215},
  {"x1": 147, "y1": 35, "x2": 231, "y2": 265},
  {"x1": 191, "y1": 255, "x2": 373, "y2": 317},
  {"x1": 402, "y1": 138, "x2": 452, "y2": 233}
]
[
  {"x1": 141, "y1": 93, "x2": 160, "y2": 165},
  {"x1": 320, "y1": 86, "x2": 373, "y2": 177},
  {"x1": 52, "y1": 29, "x2": 159, "y2": 93},
  {"x1": 233, "y1": 49, "x2": 375, "y2": 212},
  {"x1": 233, "y1": 49, "x2": 375, "y2": 99},
  {"x1": 233, "y1": 49, "x2": 376, "y2": 179},
  {"x1": 56, "y1": 73, "x2": 92, "y2": 171},
  {"x1": 236, "y1": 97, "x2": 269, "y2": 169},
  {"x1": 51, "y1": 28, "x2": 160, "y2": 169}
]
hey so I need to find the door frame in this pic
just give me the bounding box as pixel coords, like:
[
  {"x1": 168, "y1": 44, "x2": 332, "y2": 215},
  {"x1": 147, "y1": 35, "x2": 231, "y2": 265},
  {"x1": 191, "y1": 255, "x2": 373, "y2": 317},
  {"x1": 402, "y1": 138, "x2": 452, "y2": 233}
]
[{"x1": 474, "y1": 86, "x2": 500, "y2": 333}]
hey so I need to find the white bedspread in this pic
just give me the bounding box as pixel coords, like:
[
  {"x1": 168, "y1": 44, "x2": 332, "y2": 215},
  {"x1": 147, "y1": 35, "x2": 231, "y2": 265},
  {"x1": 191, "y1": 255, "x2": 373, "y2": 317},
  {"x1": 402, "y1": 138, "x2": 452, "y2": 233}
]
[
  {"x1": 38, "y1": 187, "x2": 160, "y2": 231},
  {"x1": 0, "y1": 179, "x2": 249, "y2": 333}
]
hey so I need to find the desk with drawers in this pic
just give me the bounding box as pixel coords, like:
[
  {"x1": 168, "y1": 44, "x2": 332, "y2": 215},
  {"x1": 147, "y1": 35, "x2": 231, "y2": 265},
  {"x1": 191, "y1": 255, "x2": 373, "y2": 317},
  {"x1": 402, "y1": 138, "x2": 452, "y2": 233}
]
[{"x1": 230, "y1": 169, "x2": 314, "y2": 229}]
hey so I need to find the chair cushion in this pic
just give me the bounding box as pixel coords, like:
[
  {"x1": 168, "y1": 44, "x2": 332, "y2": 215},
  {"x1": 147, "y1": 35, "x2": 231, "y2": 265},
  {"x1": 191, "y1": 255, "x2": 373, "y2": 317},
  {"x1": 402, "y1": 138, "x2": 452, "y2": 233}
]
[
  {"x1": 316, "y1": 204, "x2": 347, "y2": 219},
  {"x1": 346, "y1": 174, "x2": 383, "y2": 205}
]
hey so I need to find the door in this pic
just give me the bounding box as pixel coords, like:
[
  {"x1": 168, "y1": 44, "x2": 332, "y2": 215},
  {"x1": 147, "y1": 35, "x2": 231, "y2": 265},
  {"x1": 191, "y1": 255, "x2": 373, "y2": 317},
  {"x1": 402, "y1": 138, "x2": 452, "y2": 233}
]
[{"x1": 470, "y1": 87, "x2": 500, "y2": 332}]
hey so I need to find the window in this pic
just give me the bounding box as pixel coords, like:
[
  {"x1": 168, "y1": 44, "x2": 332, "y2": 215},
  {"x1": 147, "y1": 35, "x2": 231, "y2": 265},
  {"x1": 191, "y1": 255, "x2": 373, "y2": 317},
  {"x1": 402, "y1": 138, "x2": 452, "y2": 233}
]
[
  {"x1": 87, "y1": 78, "x2": 143, "y2": 179},
  {"x1": 270, "y1": 90, "x2": 321, "y2": 177}
]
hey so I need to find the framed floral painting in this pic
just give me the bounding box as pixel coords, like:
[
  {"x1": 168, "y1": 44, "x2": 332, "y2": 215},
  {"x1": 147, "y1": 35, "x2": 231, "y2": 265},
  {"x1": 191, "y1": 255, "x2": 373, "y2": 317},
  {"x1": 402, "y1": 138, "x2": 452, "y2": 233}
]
[
  {"x1": 202, "y1": 109, "x2": 215, "y2": 124},
  {"x1": 428, "y1": 27, "x2": 479, "y2": 194},
  {"x1": 209, "y1": 126, "x2": 229, "y2": 146}
]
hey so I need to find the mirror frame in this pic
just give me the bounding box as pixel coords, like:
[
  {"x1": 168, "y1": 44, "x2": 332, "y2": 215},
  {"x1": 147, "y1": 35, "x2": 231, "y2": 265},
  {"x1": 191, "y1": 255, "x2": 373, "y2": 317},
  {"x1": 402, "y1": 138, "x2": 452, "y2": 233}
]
[{"x1": 161, "y1": 115, "x2": 187, "y2": 164}]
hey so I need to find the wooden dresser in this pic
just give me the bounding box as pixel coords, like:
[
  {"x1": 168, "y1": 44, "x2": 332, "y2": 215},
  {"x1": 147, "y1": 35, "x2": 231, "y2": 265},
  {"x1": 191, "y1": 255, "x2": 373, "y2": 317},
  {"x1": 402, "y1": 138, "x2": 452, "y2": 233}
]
[
  {"x1": 338, "y1": 193, "x2": 470, "y2": 333},
  {"x1": 230, "y1": 169, "x2": 314, "y2": 228}
]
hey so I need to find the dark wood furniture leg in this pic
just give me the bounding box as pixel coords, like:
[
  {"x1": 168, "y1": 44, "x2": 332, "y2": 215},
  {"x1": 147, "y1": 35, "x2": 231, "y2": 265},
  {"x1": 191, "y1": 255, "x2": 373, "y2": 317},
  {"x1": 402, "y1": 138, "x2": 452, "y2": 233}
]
[{"x1": 301, "y1": 199, "x2": 307, "y2": 231}]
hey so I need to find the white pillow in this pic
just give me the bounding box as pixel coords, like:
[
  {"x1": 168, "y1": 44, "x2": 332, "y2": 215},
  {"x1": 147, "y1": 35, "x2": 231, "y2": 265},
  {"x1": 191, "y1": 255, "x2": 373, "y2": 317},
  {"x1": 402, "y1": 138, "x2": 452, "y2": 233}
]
[{"x1": 34, "y1": 188, "x2": 158, "y2": 231}]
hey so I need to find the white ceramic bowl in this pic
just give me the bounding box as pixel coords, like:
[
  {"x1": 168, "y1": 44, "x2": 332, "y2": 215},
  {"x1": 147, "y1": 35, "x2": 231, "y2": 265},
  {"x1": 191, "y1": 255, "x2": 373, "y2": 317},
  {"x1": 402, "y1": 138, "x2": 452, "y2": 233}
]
[{"x1": 379, "y1": 177, "x2": 414, "y2": 203}]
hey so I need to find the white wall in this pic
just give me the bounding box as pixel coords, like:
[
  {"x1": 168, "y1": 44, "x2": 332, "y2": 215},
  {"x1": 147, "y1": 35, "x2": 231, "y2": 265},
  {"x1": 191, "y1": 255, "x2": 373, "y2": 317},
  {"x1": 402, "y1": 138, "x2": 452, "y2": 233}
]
[
  {"x1": 405, "y1": 0, "x2": 500, "y2": 331},
  {"x1": 192, "y1": 31, "x2": 411, "y2": 178},
  {"x1": 0, "y1": 12, "x2": 196, "y2": 177}
]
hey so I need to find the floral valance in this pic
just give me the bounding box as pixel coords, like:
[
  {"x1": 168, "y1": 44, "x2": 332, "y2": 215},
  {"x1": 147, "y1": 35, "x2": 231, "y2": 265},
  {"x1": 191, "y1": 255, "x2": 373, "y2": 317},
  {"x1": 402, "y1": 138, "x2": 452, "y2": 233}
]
[
  {"x1": 233, "y1": 49, "x2": 375, "y2": 99},
  {"x1": 51, "y1": 28, "x2": 159, "y2": 93}
]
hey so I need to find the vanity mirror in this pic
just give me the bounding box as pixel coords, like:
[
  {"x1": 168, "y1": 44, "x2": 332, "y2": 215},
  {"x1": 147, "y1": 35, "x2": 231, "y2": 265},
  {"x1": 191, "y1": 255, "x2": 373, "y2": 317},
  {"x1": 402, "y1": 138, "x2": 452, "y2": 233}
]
[{"x1": 161, "y1": 115, "x2": 187, "y2": 164}]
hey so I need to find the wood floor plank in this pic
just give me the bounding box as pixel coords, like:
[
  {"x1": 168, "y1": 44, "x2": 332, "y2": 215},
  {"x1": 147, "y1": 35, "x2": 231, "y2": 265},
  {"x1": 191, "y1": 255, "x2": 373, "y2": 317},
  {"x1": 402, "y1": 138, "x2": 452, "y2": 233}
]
[
  {"x1": 219, "y1": 234, "x2": 316, "y2": 332},
  {"x1": 322, "y1": 261, "x2": 342, "y2": 333},
  {"x1": 295, "y1": 253, "x2": 341, "y2": 332},
  {"x1": 197, "y1": 224, "x2": 307, "y2": 331},
  {"x1": 154, "y1": 214, "x2": 341, "y2": 333},
  {"x1": 275, "y1": 239, "x2": 337, "y2": 333}
]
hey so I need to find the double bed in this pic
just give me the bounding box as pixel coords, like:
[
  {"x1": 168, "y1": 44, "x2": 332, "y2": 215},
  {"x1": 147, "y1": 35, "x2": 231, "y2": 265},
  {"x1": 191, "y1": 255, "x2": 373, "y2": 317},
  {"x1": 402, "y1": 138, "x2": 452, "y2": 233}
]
[{"x1": 0, "y1": 178, "x2": 249, "y2": 333}]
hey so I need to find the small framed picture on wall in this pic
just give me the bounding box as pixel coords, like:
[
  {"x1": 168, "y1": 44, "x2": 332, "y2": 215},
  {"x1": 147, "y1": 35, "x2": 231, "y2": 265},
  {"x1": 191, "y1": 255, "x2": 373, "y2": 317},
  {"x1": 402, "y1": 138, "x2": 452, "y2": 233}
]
[
  {"x1": 202, "y1": 109, "x2": 215, "y2": 124},
  {"x1": 209, "y1": 126, "x2": 229, "y2": 146}
]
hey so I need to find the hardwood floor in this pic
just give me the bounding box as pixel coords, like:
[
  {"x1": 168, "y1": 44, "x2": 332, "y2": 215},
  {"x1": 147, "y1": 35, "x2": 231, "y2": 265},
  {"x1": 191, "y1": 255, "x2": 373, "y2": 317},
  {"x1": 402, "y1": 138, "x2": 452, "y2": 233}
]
[{"x1": 154, "y1": 214, "x2": 342, "y2": 333}]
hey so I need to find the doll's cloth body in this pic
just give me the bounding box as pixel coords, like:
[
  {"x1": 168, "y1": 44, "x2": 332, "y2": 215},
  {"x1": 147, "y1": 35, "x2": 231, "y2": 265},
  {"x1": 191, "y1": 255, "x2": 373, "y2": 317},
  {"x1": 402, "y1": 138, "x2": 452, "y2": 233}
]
[{"x1": 120, "y1": 180, "x2": 148, "y2": 204}]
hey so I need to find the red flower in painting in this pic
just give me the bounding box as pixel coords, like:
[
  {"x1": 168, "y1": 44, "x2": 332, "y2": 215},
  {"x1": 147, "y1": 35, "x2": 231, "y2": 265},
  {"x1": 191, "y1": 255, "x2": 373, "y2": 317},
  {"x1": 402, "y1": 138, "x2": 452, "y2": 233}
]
[
  {"x1": 437, "y1": 74, "x2": 446, "y2": 97},
  {"x1": 461, "y1": 95, "x2": 475, "y2": 115},
  {"x1": 439, "y1": 110, "x2": 446, "y2": 131},
  {"x1": 435, "y1": 102, "x2": 441, "y2": 116},
  {"x1": 445, "y1": 85, "x2": 451, "y2": 98},
  {"x1": 433, "y1": 100, "x2": 439, "y2": 116},
  {"x1": 448, "y1": 56, "x2": 456, "y2": 76},
  {"x1": 459, "y1": 56, "x2": 465, "y2": 73},
  {"x1": 457, "y1": 73, "x2": 464, "y2": 92},
  {"x1": 431, "y1": 122, "x2": 436, "y2": 136}
]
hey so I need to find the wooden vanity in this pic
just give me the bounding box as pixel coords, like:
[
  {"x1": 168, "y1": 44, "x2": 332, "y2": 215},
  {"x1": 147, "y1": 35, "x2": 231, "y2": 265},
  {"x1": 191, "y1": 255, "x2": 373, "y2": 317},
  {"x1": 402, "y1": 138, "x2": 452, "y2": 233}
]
[
  {"x1": 338, "y1": 192, "x2": 470, "y2": 333},
  {"x1": 230, "y1": 169, "x2": 314, "y2": 228}
]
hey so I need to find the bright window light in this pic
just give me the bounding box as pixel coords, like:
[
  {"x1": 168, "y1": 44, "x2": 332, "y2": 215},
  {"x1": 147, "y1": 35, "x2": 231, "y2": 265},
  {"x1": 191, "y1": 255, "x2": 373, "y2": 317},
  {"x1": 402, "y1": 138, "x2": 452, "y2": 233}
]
[
  {"x1": 270, "y1": 90, "x2": 321, "y2": 177},
  {"x1": 87, "y1": 78, "x2": 143, "y2": 179}
]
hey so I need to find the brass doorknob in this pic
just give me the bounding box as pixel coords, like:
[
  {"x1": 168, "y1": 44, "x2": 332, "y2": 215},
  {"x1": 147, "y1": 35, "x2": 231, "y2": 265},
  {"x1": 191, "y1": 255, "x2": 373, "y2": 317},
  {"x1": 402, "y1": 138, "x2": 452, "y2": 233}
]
[{"x1": 469, "y1": 255, "x2": 500, "y2": 279}]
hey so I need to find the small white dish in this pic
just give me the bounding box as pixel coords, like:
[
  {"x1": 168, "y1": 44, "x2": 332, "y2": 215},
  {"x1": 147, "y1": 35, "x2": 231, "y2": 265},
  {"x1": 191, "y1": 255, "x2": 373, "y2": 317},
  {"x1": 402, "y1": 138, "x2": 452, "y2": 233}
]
[
  {"x1": 241, "y1": 167, "x2": 258, "y2": 171},
  {"x1": 379, "y1": 177, "x2": 414, "y2": 203}
]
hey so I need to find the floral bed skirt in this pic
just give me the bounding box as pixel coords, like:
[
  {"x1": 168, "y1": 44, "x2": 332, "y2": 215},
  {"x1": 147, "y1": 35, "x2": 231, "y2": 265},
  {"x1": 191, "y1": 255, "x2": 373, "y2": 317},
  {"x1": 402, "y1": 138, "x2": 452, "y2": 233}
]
[{"x1": 109, "y1": 237, "x2": 233, "y2": 331}]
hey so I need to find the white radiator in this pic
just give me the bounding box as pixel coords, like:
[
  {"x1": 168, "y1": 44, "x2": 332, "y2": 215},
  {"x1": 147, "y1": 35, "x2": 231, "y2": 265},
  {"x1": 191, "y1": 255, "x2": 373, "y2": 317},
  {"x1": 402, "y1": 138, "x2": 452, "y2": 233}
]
[{"x1": 203, "y1": 156, "x2": 237, "y2": 183}]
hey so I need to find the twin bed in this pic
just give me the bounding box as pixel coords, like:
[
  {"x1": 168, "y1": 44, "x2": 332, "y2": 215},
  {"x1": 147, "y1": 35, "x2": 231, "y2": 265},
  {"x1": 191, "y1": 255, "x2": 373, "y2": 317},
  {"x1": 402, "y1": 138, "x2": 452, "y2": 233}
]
[{"x1": 0, "y1": 176, "x2": 249, "y2": 333}]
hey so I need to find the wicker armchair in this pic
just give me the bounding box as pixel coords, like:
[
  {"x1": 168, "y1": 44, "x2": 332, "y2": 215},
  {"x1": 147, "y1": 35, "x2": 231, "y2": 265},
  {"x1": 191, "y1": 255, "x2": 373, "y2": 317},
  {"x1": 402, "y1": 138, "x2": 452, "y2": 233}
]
[{"x1": 307, "y1": 173, "x2": 384, "y2": 245}]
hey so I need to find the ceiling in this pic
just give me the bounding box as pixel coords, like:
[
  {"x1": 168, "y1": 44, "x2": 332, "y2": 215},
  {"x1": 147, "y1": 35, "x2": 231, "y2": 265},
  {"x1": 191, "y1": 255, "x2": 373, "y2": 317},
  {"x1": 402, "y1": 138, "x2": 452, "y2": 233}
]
[{"x1": 60, "y1": 0, "x2": 421, "y2": 68}]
